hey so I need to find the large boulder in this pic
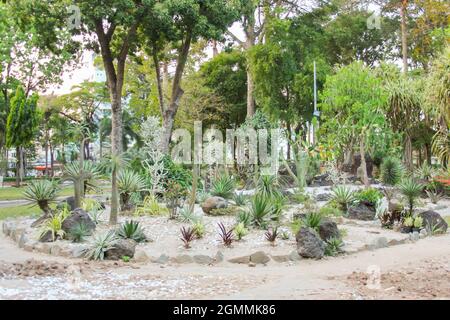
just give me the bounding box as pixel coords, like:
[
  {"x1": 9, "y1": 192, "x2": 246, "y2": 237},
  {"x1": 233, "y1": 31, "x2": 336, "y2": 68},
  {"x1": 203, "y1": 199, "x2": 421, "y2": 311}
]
[
  {"x1": 318, "y1": 219, "x2": 340, "y2": 241},
  {"x1": 309, "y1": 174, "x2": 333, "y2": 187},
  {"x1": 348, "y1": 202, "x2": 376, "y2": 221},
  {"x1": 61, "y1": 208, "x2": 96, "y2": 234},
  {"x1": 296, "y1": 227, "x2": 325, "y2": 259},
  {"x1": 201, "y1": 196, "x2": 228, "y2": 214},
  {"x1": 105, "y1": 239, "x2": 137, "y2": 260},
  {"x1": 418, "y1": 210, "x2": 448, "y2": 234}
]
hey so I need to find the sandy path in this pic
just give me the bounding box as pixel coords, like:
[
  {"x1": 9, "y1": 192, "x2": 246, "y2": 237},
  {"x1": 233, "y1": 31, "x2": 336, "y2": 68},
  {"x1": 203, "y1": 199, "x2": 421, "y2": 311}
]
[{"x1": 1, "y1": 231, "x2": 449, "y2": 299}]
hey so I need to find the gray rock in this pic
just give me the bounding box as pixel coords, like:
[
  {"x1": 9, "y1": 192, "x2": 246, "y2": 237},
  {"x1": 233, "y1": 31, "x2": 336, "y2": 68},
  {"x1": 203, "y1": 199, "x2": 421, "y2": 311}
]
[
  {"x1": 288, "y1": 250, "x2": 301, "y2": 261},
  {"x1": 58, "y1": 196, "x2": 77, "y2": 211},
  {"x1": 418, "y1": 210, "x2": 448, "y2": 234},
  {"x1": 271, "y1": 255, "x2": 290, "y2": 263},
  {"x1": 409, "y1": 231, "x2": 420, "y2": 242},
  {"x1": 23, "y1": 242, "x2": 35, "y2": 252},
  {"x1": 318, "y1": 219, "x2": 340, "y2": 241},
  {"x1": 62, "y1": 208, "x2": 96, "y2": 235},
  {"x1": 214, "y1": 251, "x2": 224, "y2": 263},
  {"x1": 420, "y1": 228, "x2": 428, "y2": 237},
  {"x1": 201, "y1": 197, "x2": 228, "y2": 214},
  {"x1": 296, "y1": 227, "x2": 325, "y2": 259},
  {"x1": 193, "y1": 255, "x2": 213, "y2": 265},
  {"x1": 134, "y1": 249, "x2": 150, "y2": 263},
  {"x1": 18, "y1": 233, "x2": 28, "y2": 248},
  {"x1": 50, "y1": 244, "x2": 62, "y2": 256},
  {"x1": 173, "y1": 254, "x2": 194, "y2": 264},
  {"x1": 249, "y1": 251, "x2": 270, "y2": 264},
  {"x1": 314, "y1": 193, "x2": 330, "y2": 202},
  {"x1": 153, "y1": 254, "x2": 170, "y2": 264},
  {"x1": 228, "y1": 255, "x2": 250, "y2": 264},
  {"x1": 105, "y1": 239, "x2": 136, "y2": 260},
  {"x1": 348, "y1": 203, "x2": 376, "y2": 221},
  {"x1": 2, "y1": 221, "x2": 12, "y2": 236},
  {"x1": 71, "y1": 245, "x2": 88, "y2": 258},
  {"x1": 371, "y1": 237, "x2": 388, "y2": 249}
]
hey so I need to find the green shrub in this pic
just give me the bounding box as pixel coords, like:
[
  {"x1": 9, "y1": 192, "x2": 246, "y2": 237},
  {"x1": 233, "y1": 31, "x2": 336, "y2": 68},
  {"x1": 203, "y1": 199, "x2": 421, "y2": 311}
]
[
  {"x1": 301, "y1": 212, "x2": 323, "y2": 231},
  {"x1": 134, "y1": 195, "x2": 168, "y2": 216},
  {"x1": 330, "y1": 186, "x2": 355, "y2": 212},
  {"x1": 68, "y1": 222, "x2": 92, "y2": 243},
  {"x1": 380, "y1": 157, "x2": 403, "y2": 185},
  {"x1": 38, "y1": 211, "x2": 67, "y2": 242},
  {"x1": 234, "y1": 222, "x2": 248, "y2": 240},
  {"x1": 355, "y1": 188, "x2": 383, "y2": 206},
  {"x1": 117, "y1": 170, "x2": 146, "y2": 210},
  {"x1": 236, "y1": 209, "x2": 252, "y2": 227},
  {"x1": 116, "y1": 220, "x2": 147, "y2": 243},
  {"x1": 233, "y1": 193, "x2": 248, "y2": 206},
  {"x1": 211, "y1": 174, "x2": 236, "y2": 199},
  {"x1": 319, "y1": 205, "x2": 343, "y2": 217},
  {"x1": 324, "y1": 237, "x2": 344, "y2": 256},
  {"x1": 192, "y1": 221, "x2": 205, "y2": 239},
  {"x1": 85, "y1": 230, "x2": 118, "y2": 261},
  {"x1": 256, "y1": 175, "x2": 280, "y2": 198},
  {"x1": 249, "y1": 193, "x2": 273, "y2": 228}
]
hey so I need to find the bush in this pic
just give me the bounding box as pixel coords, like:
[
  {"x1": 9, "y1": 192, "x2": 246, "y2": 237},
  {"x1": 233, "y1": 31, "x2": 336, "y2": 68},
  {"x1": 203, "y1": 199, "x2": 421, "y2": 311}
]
[
  {"x1": 38, "y1": 210, "x2": 67, "y2": 242},
  {"x1": 192, "y1": 221, "x2": 206, "y2": 239},
  {"x1": 116, "y1": 220, "x2": 147, "y2": 243},
  {"x1": 85, "y1": 230, "x2": 118, "y2": 261},
  {"x1": 134, "y1": 195, "x2": 168, "y2": 216},
  {"x1": 68, "y1": 222, "x2": 92, "y2": 243},
  {"x1": 324, "y1": 237, "x2": 344, "y2": 256},
  {"x1": 319, "y1": 205, "x2": 343, "y2": 217},
  {"x1": 234, "y1": 222, "x2": 248, "y2": 240},
  {"x1": 236, "y1": 209, "x2": 252, "y2": 227},
  {"x1": 211, "y1": 174, "x2": 236, "y2": 199},
  {"x1": 301, "y1": 212, "x2": 323, "y2": 231},
  {"x1": 380, "y1": 157, "x2": 403, "y2": 185},
  {"x1": 330, "y1": 186, "x2": 355, "y2": 212},
  {"x1": 355, "y1": 188, "x2": 383, "y2": 206}
]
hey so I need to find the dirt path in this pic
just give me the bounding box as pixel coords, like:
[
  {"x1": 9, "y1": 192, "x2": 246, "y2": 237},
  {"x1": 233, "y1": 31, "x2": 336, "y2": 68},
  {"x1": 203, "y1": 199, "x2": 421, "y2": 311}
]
[{"x1": 1, "y1": 231, "x2": 449, "y2": 299}]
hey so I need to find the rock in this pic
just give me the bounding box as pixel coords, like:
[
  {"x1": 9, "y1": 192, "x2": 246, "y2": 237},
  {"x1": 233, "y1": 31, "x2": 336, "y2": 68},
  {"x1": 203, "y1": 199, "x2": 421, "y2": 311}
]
[
  {"x1": 271, "y1": 255, "x2": 290, "y2": 263},
  {"x1": 173, "y1": 255, "x2": 194, "y2": 264},
  {"x1": 314, "y1": 193, "x2": 331, "y2": 202},
  {"x1": 50, "y1": 244, "x2": 62, "y2": 256},
  {"x1": 58, "y1": 196, "x2": 77, "y2": 211},
  {"x1": 228, "y1": 255, "x2": 250, "y2": 264},
  {"x1": 309, "y1": 174, "x2": 333, "y2": 187},
  {"x1": 134, "y1": 249, "x2": 150, "y2": 263},
  {"x1": 153, "y1": 254, "x2": 170, "y2": 264},
  {"x1": 71, "y1": 245, "x2": 88, "y2": 258},
  {"x1": 371, "y1": 237, "x2": 388, "y2": 249},
  {"x1": 18, "y1": 233, "x2": 28, "y2": 248},
  {"x1": 296, "y1": 227, "x2": 325, "y2": 259},
  {"x1": 318, "y1": 219, "x2": 340, "y2": 241},
  {"x1": 214, "y1": 251, "x2": 224, "y2": 263},
  {"x1": 193, "y1": 255, "x2": 213, "y2": 265},
  {"x1": 348, "y1": 203, "x2": 376, "y2": 221},
  {"x1": 248, "y1": 262, "x2": 256, "y2": 267},
  {"x1": 409, "y1": 231, "x2": 420, "y2": 242},
  {"x1": 249, "y1": 251, "x2": 270, "y2": 264},
  {"x1": 418, "y1": 210, "x2": 448, "y2": 234},
  {"x1": 23, "y1": 242, "x2": 35, "y2": 252},
  {"x1": 420, "y1": 228, "x2": 428, "y2": 237},
  {"x1": 288, "y1": 250, "x2": 301, "y2": 261},
  {"x1": 2, "y1": 221, "x2": 12, "y2": 236},
  {"x1": 61, "y1": 209, "x2": 96, "y2": 236},
  {"x1": 105, "y1": 239, "x2": 136, "y2": 260},
  {"x1": 35, "y1": 243, "x2": 51, "y2": 254},
  {"x1": 201, "y1": 197, "x2": 228, "y2": 214}
]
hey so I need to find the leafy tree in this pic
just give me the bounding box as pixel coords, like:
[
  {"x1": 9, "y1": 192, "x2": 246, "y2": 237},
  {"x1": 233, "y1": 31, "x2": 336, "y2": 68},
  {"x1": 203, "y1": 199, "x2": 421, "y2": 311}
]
[{"x1": 5, "y1": 86, "x2": 40, "y2": 186}]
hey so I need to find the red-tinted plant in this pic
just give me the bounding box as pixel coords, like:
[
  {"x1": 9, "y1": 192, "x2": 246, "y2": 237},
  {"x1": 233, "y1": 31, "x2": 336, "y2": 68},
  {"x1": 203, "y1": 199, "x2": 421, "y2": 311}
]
[{"x1": 218, "y1": 222, "x2": 234, "y2": 247}]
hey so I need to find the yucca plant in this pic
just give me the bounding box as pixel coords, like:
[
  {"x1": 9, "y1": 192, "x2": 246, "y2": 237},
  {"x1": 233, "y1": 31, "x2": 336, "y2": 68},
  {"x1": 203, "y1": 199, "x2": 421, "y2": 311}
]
[
  {"x1": 425, "y1": 189, "x2": 444, "y2": 204},
  {"x1": 270, "y1": 192, "x2": 287, "y2": 222},
  {"x1": 116, "y1": 220, "x2": 147, "y2": 243},
  {"x1": 39, "y1": 211, "x2": 67, "y2": 242},
  {"x1": 180, "y1": 226, "x2": 196, "y2": 249},
  {"x1": 324, "y1": 237, "x2": 344, "y2": 257},
  {"x1": 233, "y1": 193, "x2": 248, "y2": 206},
  {"x1": 414, "y1": 162, "x2": 435, "y2": 182},
  {"x1": 301, "y1": 212, "x2": 323, "y2": 231},
  {"x1": 249, "y1": 193, "x2": 273, "y2": 228},
  {"x1": 117, "y1": 170, "x2": 146, "y2": 211},
  {"x1": 85, "y1": 230, "x2": 118, "y2": 261},
  {"x1": 256, "y1": 175, "x2": 280, "y2": 198},
  {"x1": 236, "y1": 209, "x2": 252, "y2": 227},
  {"x1": 218, "y1": 222, "x2": 234, "y2": 247},
  {"x1": 399, "y1": 178, "x2": 423, "y2": 216},
  {"x1": 178, "y1": 206, "x2": 200, "y2": 223},
  {"x1": 63, "y1": 160, "x2": 102, "y2": 207},
  {"x1": 23, "y1": 180, "x2": 59, "y2": 214},
  {"x1": 68, "y1": 222, "x2": 92, "y2": 243},
  {"x1": 380, "y1": 157, "x2": 403, "y2": 185},
  {"x1": 330, "y1": 186, "x2": 355, "y2": 212},
  {"x1": 211, "y1": 174, "x2": 236, "y2": 199}
]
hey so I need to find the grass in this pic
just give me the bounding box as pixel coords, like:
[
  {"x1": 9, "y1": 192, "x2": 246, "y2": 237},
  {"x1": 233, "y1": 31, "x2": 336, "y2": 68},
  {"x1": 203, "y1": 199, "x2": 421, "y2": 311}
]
[
  {"x1": 0, "y1": 185, "x2": 74, "y2": 201},
  {"x1": 0, "y1": 204, "x2": 42, "y2": 220}
]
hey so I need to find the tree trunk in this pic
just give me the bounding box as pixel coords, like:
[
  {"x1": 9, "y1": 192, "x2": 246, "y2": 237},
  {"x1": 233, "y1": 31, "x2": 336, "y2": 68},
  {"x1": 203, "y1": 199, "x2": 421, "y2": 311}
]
[
  {"x1": 400, "y1": 0, "x2": 408, "y2": 74},
  {"x1": 359, "y1": 136, "x2": 370, "y2": 188},
  {"x1": 50, "y1": 144, "x2": 54, "y2": 177},
  {"x1": 246, "y1": 68, "x2": 255, "y2": 118},
  {"x1": 404, "y1": 134, "x2": 413, "y2": 171},
  {"x1": 15, "y1": 146, "x2": 20, "y2": 187},
  {"x1": 212, "y1": 40, "x2": 219, "y2": 57},
  {"x1": 109, "y1": 97, "x2": 123, "y2": 223}
]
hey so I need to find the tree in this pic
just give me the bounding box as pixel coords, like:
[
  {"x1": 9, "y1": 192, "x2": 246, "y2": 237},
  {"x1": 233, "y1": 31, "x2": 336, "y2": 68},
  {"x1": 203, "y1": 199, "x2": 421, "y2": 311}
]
[
  {"x1": 5, "y1": 86, "x2": 40, "y2": 186},
  {"x1": 143, "y1": 0, "x2": 239, "y2": 153},
  {"x1": 320, "y1": 62, "x2": 388, "y2": 187}
]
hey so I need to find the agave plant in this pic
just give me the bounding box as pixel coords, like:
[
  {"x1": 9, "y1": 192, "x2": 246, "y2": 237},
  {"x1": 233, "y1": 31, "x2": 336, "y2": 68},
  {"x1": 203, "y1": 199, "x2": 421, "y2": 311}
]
[
  {"x1": 414, "y1": 162, "x2": 436, "y2": 182},
  {"x1": 85, "y1": 230, "x2": 118, "y2": 261},
  {"x1": 256, "y1": 175, "x2": 280, "y2": 198},
  {"x1": 211, "y1": 174, "x2": 235, "y2": 199},
  {"x1": 117, "y1": 170, "x2": 146, "y2": 211},
  {"x1": 301, "y1": 212, "x2": 323, "y2": 231},
  {"x1": 380, "y1": 157, "x2": 403, "y2": 185},
  {"x1": 23, "y1": 180, "x2": 59, "y2": 214},
  {"x1": 178, "y1": 206, "x2": 200, "y2": 223},
  {"x1": 425, "y1": 189, "x2": 444, "y2": 204},
  {"x1": 134, "y1": 195, "x2": 168, "y2": 216},
  {"x1": 324, "y1": 237, "x2": 344, "y2": 257},
  {"x1": 233, "y1": 192, "x2": 248, "y2": 206},
  {"x1": 116, "y1": 220, "x2": 147, "y2": 243},
  {"x1": 249, "y1": 193, "x2": 273, "y2": 228},
  {"x1": 330, "y1": 186, "x2": 355, "y2": 212},
  {"x1": 192, "y1": 221, "x2": 206, "y2": 239},
  {"x1": 39, "y1": 211, "x2": 67, "y2": 242},
  {"x1": 399, "y1": 178, "x2": 423, "y2": 215},
  {"x1": 68, "y1": 222, "x2": 92, "y2": 243}
]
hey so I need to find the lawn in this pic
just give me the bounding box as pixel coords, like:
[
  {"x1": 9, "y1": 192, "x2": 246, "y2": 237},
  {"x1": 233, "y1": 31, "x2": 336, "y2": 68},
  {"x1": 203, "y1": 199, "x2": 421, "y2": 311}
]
[
  {"x1": 0, "y1": 204, "x2": 41, "y2": 220},
  {"x1": 0, "y1": 185, "x2": 74, "y2": 201}
]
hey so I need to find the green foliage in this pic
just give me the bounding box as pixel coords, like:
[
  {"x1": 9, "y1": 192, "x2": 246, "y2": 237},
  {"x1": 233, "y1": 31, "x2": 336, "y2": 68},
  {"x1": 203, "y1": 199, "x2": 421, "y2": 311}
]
[
  {"x1": 249, "y1": 193, "x2": 273, "y2": 228},
  {"x1": 122, "y1": 256, "x2": 131, "y2": 263},
  {"x1": 256, "y1": 175, "x2": 280, "y2": 198},
  {"x1": 211, "y1": 174, "x2": 236, "y2": 199},
  {"x1": 380, "y1": 157, "x2": 404, "y2": 185},
  {"x1": 68, "y1": 222, "x2": 92, "y2": 243},
  {"x1": 134, "y1": 195, "x2": 168, "y2": 216},
  {"x1": 233, "y1": 193, "x2": 248, "y2": 206},
  {"x1": 414, "y1": 216, "x2": 423, "y2": 229},
  {"x1": 330, "y1": 186, "x2": 355, "y2": 212},
  {"x1": 318, "y1": 205, "x2": 343, "y2": 217},
  {"x1": 117, "y1": 169, "x2": 146, "y2": 210},
  {"x1": 403, "y1": 216, "x2": 414, "y2": 227},
  {"x1": 414, "y1": 162, "x2": 436, "y2": 181},
  {"x1": 355, "y1": 188, "x2": 383, "y2": 206},
  {"x1": 236, "y1": 209, "x2": 252, "y2": 228},
  {"x1": 38, "y1": 211, "x2": 67, "y2": 242},
  {"x1": 116, "y1": 220, "x2": 147, "y2": 243},
  {"x1": 178, "y1": 206, "x2": 200, "y2": 223},
  {"x1": 85, "y1": 230, "x2": 118, "y2": 261},
  {"x1": 301, "y1": 212, "x2": 323, "y2": 232},
  {"x1": 23, "y1": 180, "x2": 59, "y2": 213},
  {"x1": 290, "y1": 219, "x2": 302, "y2": 235},
  {"x1": 233, "y1": 222, "x2": 248, "y2": 241},
  {"x1": 399, "y1": 178, "x2": 423, "y2": 215},
  {"x1": 324, "y1": 237, "x2": 344, "y2": 257},
  {"x1": 192, "y1": 221, "x2": 205, "y2": 239}
]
